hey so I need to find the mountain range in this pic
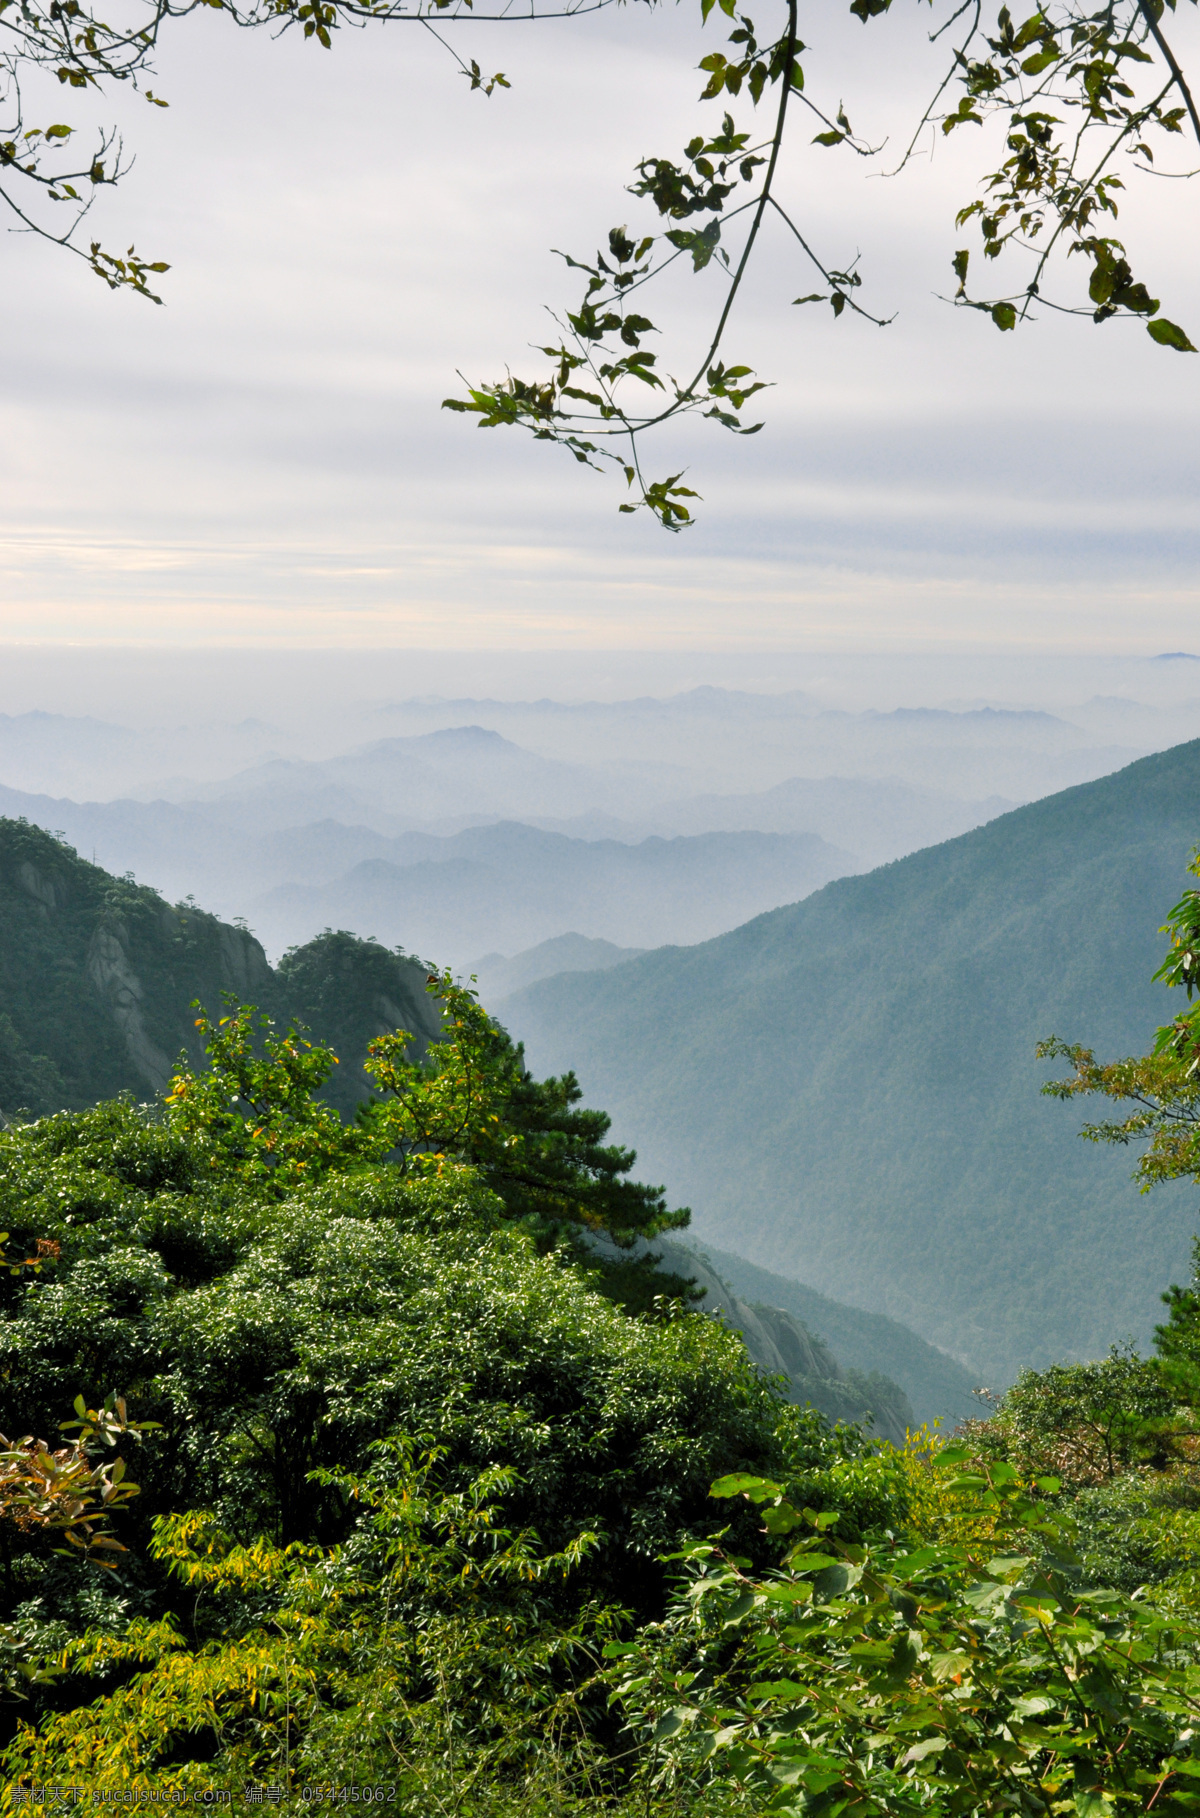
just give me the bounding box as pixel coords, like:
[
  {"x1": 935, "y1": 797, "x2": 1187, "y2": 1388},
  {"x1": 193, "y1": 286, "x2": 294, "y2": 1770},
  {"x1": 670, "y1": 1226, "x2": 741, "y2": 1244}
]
[
  {"x1": 0, "y1": 817, "x2": 441, "y2": 1119},
  {"x1": 247, "y1": 823, "x2": 855, "y2": 959},
  {"x1": 0, "y1": 694, "x2": 1168, "y2": 965},
  {"x1": 469, "y1": 934, "x2": 648, "y2": 1003},
  {"x1": 0, "y1": 738, "x2": 1011, "y2": 956},
  {"x1": 498, "y1": 740, "x2": 1200, "y2": 1384}
]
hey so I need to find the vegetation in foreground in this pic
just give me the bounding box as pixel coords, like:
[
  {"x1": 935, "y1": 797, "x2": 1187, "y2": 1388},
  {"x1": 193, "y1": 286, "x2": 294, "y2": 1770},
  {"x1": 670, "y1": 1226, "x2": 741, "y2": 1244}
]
[{"x1": 5, "y1": 859, "x2": 1200, "y2": 1809}]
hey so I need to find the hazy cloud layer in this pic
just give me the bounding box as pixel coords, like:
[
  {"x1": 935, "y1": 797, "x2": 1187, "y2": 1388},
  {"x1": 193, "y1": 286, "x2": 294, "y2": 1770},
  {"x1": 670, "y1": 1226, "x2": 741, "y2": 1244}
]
[{"x1": 0, "y1": 2, "x2": 1197, "y2": 647}]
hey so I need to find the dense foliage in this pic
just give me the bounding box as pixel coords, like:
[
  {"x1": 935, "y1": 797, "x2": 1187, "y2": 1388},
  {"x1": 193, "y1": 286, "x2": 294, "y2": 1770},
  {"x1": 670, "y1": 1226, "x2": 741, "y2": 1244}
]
[
  {"x1": 0, "y1": 976, "x2": 859, "y2": 1800},
  {"x1": 1041, "y1": 844, "x2": 1200, "y2": 1190},
  {"x1": 624, "y1": 1452, "x2": 1200, "y2": 1818}
]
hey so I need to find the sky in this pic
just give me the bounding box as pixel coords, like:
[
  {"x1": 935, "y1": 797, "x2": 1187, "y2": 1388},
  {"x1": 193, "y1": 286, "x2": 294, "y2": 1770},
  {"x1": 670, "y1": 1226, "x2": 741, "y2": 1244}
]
[{"x1": 1, "y1": 0, "x2": 1199, "y2": 653}]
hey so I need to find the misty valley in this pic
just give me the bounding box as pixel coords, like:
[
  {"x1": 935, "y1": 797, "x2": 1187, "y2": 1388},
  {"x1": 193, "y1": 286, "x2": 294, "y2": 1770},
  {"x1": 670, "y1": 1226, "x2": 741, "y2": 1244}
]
[{"x1": 3, "y1": 653, "x2": 1200, "y2": 1808}]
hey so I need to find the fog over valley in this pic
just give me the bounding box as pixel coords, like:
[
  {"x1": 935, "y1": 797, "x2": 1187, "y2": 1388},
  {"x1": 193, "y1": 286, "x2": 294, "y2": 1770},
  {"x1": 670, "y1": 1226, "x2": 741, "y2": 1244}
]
[{"x1": 1, "y1": 646, "x2": 1197, "y2": 968}]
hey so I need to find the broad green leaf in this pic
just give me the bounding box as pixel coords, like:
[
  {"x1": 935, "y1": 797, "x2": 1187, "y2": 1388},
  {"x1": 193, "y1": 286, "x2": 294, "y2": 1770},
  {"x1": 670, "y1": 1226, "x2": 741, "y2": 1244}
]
[
  {"x1": 904, "y1": 1737, "x2": 949, "y2": 1762},
  {"x1": 764, "y1": 1581, "x2": 813, "y2": 1604},
  {"x1": 1148, "y1": 318, "x2": 1196, "y2": 352},
  {"x1": 761, "y1": 1504, "x2": 804, "y2": 1534},
  {"x1": 813, "y1": 1562, "x2": 862, "y2": 1598},
  {"x1": 1011, "y1": 1694, "x2": 1054, "y2": 1717},
  {"x1": 710, "y1": 1473, "x2": 780, "y2": 1501}
]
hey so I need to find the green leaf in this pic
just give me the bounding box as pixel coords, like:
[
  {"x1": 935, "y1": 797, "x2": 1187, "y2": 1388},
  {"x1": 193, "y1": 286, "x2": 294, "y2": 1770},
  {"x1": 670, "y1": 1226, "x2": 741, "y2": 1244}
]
[
  {"x1": 762, "y1": 1580, "x2": 813, "y2": 1604},
  {"x1": 761, "y1": 1503, "x2": 804, "y2": 1534},
  {"x1": 813, "y1": 1562, "x2": 862, "y2": 1598},
  {"x1": 963, "y1": 1579, "x2": 1006, "y2": 1611},
  {"x1": 986, "y1": 1554, "x2": 1033, "y2": 1580},
  {"x1": 793, "y1": 293, "x2": 827, "y2": 305},
  {"x1": 1148, "y1": 317, "x2": 1196, "y2": 352},
  {"x1": 904, "y1": 1737, "x2": 949, "y2": 1762},
  {"x1": 991, "y1": 302, "x2": 1017, "y2": 331},
  {"x1": 710, "y1": 1474, "x2": 780, "y2": 1501},
  {"x1": 653, "y1": 1708, "x2": 691, "y2": 1740},
  {"x1": 1011, "y1": 1695, "x2": 1054, "y2": 1718}
]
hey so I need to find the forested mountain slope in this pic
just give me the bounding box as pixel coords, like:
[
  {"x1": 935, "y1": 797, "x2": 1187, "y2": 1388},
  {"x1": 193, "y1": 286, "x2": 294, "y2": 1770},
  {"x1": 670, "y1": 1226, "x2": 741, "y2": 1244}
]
[
  {"x1": 0, "y1": 818, "x2": 440, "y2": 1118},
  {"x1": 500, "y1": 740, "x2": 1200, "y2": 1384}
]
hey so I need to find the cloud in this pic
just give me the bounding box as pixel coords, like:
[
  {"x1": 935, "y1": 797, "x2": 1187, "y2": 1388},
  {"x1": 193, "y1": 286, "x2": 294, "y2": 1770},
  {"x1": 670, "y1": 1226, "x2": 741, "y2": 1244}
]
[{"x1": 0, "y1": 0, "x2": 1197, "y2": 648}]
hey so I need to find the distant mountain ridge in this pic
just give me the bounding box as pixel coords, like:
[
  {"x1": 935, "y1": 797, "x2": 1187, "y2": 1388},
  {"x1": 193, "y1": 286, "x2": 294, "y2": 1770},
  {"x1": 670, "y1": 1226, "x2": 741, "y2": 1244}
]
[
  {"x1": 646, "y1": 775, "x2": 1015, "y2": 867},
  {"x1": 689, "y1": 1244, "x2": 980, "y2": 1427},
  {"x1": 470, "y1": 935, "x2": 648, "y2": 1002},
  {"x1": 644, "y1": 1241, "x2": 916, "y2": 1442},
  {"x1": 249, "y1": 823, "x2": 856, "y2": 960},
  {"x1": 499, "y1": 739, "x2": 1200, "y2": 1383},
  {"x1": 0, "y1": 773, "x2": 1006, "y2": 924},
  {"x1": 179, "y1": 725, "x2": 632, "y2": 826}
]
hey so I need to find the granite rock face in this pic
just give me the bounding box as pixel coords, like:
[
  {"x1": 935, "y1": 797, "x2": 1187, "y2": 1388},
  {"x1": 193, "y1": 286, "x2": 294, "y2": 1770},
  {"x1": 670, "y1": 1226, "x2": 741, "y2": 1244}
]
[{"x1": 607, "y1": 1236, "x2": 915, "y2": 1444}]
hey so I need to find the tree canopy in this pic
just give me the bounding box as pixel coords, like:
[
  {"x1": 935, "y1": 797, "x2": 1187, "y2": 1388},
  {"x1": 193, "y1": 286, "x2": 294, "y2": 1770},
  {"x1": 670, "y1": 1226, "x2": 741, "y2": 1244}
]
[
  {"x1": 4, "y1": 0, "x2": 1197, "y2": 524},
  {"x1": 164, "y1": 973, "x2": 691, "y2": 1262}
]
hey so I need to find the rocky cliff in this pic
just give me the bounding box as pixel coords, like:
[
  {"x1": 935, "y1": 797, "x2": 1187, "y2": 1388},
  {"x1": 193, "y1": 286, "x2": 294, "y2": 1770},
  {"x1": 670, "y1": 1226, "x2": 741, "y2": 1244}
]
[{"x1": 642, "y1": 1239, "x2": 914, "y2": 1442}]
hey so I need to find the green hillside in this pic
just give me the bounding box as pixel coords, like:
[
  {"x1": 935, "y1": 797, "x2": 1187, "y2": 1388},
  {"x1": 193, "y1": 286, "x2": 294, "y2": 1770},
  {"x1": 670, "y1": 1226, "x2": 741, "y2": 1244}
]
[
  {"x1": 0, "y1": 817, "x2": 440, "y2": 1118},
  {"x1": 501, "y1": 740, "x2": 1200, "y2": 1383}
]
